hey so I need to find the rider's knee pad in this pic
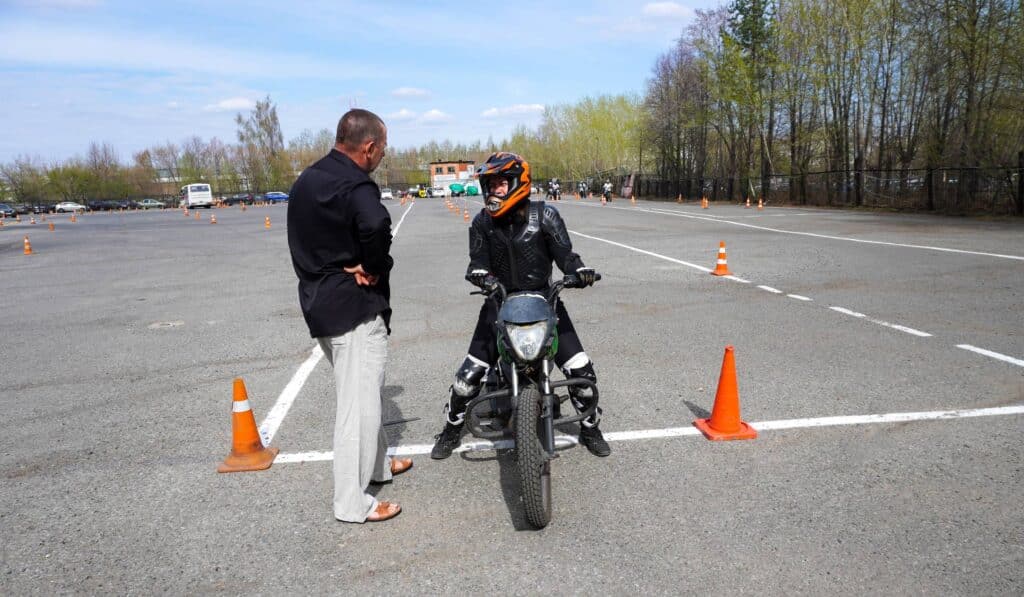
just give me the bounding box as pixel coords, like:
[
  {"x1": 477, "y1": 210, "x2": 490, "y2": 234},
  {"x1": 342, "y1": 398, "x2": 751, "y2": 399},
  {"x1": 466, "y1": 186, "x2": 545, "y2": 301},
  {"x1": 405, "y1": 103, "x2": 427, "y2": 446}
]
[
  {"x1": 453, "y1": 355, "x2": 488, "y2": 397},
  {"x1": 561, "y1": 353, "x2": 597, "y2": 406},
  {"x1": 444, "y1": 356, "x2": 489, "y2": 426}
]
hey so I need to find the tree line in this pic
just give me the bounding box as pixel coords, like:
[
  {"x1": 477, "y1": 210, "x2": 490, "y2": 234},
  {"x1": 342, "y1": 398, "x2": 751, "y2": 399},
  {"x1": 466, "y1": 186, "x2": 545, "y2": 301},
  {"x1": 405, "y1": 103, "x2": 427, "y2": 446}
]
[{"x1": 4, "y1": 0, "x2": 1021, "y2": 214}]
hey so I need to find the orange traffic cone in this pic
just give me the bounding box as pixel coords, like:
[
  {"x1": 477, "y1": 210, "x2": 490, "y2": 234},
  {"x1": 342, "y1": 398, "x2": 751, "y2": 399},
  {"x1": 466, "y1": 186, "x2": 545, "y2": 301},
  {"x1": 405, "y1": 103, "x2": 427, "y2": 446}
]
[
  {"x1": 463, "y1": 209, "x2": 469, "y2": 222},
  {"x1": 194, "y1": 211, "x2": 200, "y2": 220},
  {"x1": 70, "y1": 213, "x2": 77, "y2": 223},
  {"x1": 23, "y1": 235, "x2": 32, "y2": 255},
  {"x1": 184, "y1": 208, "x2": 190, "y2": 217},
  {"x1": 745, "y1": 198, "x2": 751, "y2": 208},
  {"x1": 264, "y1": 216, "x2": 271, "y2": 229},
  {"x1": 694, "y1": 346, "x2": 757, "y2": 441},
  {"x1": 48, "y1": 222, "x2": 55, "y2": 231},
  {"x1": 217, "y1": 378, "x2": 279, "y2": 473},
  {"x1": 711, "y1": 241, "x2": 732, "y2": 276},
  {"x1": 676, "y1": 194, "x2": 683, "y2": 204},
  {"x1": 30, "y1": 216, "x2": 36, "y2": 225},
  {"x1": 210, "y1": 213, "x2": 217, "y2": 224},
  {"x1": 757, "y1": 197, "x2": 764, "y2": 210}
]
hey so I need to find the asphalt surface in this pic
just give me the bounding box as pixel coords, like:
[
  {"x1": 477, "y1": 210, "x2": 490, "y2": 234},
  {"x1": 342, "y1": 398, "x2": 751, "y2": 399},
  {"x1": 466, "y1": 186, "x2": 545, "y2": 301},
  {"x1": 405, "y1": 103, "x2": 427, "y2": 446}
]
[{"x1": 1, "y1": 200, "x2": 1021, "y2": 595}]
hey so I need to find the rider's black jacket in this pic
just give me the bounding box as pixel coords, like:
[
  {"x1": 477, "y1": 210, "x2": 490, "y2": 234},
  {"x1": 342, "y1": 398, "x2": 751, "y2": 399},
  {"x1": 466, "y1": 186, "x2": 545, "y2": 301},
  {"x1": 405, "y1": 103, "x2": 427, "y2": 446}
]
[{"x1": 468, "y1": 200, "x2": 584, "y2": 292}]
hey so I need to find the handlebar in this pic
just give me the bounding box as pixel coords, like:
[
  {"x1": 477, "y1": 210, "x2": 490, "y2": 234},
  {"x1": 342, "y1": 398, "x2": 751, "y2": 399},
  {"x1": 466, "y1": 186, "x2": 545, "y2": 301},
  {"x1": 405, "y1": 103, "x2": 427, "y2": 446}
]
[{"x1": 470, "y1": 273, "x2": 601, "y2": 304}]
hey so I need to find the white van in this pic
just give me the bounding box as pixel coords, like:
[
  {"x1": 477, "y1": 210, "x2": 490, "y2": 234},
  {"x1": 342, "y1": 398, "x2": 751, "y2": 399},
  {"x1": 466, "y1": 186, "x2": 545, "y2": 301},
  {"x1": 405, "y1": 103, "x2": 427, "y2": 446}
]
[{"x1": 179, "y1": 183, "x2": 214, "y2": 209}]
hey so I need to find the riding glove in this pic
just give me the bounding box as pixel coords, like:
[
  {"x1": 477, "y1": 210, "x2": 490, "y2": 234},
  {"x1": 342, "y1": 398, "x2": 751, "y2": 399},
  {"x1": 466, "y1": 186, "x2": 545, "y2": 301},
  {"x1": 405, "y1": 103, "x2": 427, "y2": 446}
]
[{"x1": 576, "y1": 267, "x2": 597, "y2": 287}]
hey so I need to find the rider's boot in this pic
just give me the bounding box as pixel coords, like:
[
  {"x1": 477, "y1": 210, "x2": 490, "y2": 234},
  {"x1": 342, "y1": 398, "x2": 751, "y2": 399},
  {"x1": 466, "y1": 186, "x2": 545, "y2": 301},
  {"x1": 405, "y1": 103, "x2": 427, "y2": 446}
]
[
  {"x1": 563, "y1": 357, "x2": 611, "y2": 457},
  {"x1": 431, "y1": 356, "x2": 487, "y2": 460}
]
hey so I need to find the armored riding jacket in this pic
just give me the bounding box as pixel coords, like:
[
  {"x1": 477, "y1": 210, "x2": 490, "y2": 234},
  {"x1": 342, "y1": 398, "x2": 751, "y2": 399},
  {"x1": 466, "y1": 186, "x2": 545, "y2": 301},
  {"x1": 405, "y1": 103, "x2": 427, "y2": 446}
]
[{"x1": 467, "y1": 200, "x2": 585, "y2": 292}]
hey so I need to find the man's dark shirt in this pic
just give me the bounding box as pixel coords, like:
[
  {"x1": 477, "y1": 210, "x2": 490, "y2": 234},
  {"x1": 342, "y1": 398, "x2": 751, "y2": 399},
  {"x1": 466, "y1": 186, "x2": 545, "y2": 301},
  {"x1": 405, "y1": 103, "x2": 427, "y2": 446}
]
[{"x1": 287, "y1": 149, "x2": 393, "y2": 338}]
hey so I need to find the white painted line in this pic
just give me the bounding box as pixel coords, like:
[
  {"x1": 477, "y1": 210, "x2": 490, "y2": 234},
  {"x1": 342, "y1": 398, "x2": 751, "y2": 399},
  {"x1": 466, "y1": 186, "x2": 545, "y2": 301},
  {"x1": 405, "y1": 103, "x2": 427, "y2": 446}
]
[
  {"x1": 569, "y1": 230, "x2": 713, "y2": 273},
  {"x1": 259, "y1": 344, "x2": 324, "y2": 445},
  {"x1": 758, "y1": 285, "x2": 783, "y2": 294},
  {"x1": 272, "y1": 404, "x2": 1024, "y2": 463},
  {"x1": 392, "y1": 202, "x2": 414, "y2": 237},
  {"x1": 787, "y1": 294, "x2": 812, "y2": 301},
  {"x1": 957, "y1": 344, "x2": 1024, "y2": 368},
  {"x1": 829, "y1": 306, "x2": 933, "y2": 337},
  {"x1": 641, "y1": 207, "x2": 1024, "y2": 261},
  {"x1": 724, "y1": 275, "x2": 751, "y2": 283}
]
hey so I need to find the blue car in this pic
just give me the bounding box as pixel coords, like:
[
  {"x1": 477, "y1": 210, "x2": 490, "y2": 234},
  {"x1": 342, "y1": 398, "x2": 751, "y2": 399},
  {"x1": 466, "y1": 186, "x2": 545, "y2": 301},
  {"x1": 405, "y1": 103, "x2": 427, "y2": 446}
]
[{"x1": 265, "y1": 191, "x2": 289, "y2": 204}]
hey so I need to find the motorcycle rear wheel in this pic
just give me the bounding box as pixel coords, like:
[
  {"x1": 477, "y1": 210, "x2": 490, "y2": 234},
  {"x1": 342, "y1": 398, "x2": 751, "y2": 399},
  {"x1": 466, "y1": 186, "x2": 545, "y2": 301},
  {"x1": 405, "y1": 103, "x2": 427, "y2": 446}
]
[{"x1": 515, "y1": 386, "x2": 551, "y2": 528}]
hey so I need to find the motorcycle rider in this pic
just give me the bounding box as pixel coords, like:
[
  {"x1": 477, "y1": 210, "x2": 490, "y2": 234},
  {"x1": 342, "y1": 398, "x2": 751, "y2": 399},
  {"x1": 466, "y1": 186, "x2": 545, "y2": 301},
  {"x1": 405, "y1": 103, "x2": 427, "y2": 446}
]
[
  {"x1": 602, "y1": 180, "x2": 613, "y2": 203},
  {"x1": 547, "y1": 178, "x2": 561, "y2": 201},
  {"x1": 431, "y1": 152, "x2": 610, "y2": 459}
]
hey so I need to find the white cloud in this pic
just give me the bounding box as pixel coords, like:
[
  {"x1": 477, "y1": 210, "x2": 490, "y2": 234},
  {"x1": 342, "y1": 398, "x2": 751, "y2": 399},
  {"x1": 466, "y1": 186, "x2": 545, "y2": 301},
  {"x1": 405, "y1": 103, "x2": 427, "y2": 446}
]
[
  {"x1": 166, "y1": 101, "x2": 180, "y2": 110},
  {"x1": 387, "y1": 108, "x2": 417, "y2": 121},
  {"x1": 204, "y1": 97, "x2": 254, "y2": 112},
  {"x1": 642, "y1": 2, "x2": 693, "y2": 19},
  {"x1": 481, "y1": 104, "x2": 545, "y2": 119},
  {"x1": 419, "y1": 109, "x2": 452, "y2": 123},
  {"x1": 391, "y1": 87, "x2": 430, "y2": 98}
]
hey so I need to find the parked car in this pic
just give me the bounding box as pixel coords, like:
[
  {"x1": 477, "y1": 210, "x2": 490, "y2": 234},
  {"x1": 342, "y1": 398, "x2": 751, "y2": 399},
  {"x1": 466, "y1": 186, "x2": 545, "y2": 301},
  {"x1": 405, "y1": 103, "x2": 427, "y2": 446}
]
[
  {"x1": 13, "y1": 203, "x2": 31, "y2": 215},
  {"x1": 0, "y1": 203, "x2": 15, "y2": 218},
  {"x1": 380, "y1": 188, "x2": 394, "y2": 200},
  {"x1": 265, "y1": 191, "x2": 289, "y2": 203},
  {"x1": 223, "y1": 193, "x2": 253, "y2": 206},
  {"x1": 428, "y1": 187, "x2": 447, "y2": 198},
  {"x1": 54, "y1": 201, "x2": 87, "y2": 213},
  {"x1": 30, "y1": 204, "x2": 52, "y2": 214},
  {"x1": 136, "y1": 198, "x2": 165, "y2": 209}
]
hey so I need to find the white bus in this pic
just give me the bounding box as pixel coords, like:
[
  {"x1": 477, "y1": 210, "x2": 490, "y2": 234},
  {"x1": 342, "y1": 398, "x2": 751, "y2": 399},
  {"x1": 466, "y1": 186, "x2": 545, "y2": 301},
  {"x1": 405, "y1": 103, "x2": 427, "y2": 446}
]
[{"x1": 179, "y1": 183, "x2": 214, "y2": 209}]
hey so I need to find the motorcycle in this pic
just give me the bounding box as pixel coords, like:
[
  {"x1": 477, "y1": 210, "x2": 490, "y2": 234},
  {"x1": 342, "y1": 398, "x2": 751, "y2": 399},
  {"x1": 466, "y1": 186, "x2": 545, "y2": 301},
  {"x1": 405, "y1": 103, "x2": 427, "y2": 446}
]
[{"x1": 462, "y1": 273, "x2": 601, "y2": 528}]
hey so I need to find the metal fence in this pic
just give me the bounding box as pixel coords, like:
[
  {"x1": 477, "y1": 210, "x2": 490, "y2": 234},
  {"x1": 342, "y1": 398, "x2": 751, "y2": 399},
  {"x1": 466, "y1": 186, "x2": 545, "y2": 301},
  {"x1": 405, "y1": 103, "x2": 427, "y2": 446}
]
[{"x1": 595, "y1": 158, "x2": 1024, "y2": 215}]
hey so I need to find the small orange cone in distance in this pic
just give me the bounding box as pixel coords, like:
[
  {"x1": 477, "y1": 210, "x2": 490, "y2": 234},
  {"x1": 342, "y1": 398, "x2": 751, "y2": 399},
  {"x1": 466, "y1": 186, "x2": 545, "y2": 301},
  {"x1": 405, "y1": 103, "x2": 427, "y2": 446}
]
[
  {"x1": 23, "y1": 235, "x2": 32, "y2": 255},
  {"x1": 70, "y1": 213, "x2": 77, "y2": 223},
  {"x1": 676, "y1": 194, "x2": 683, "y2": 204},
  {"x1": 264, "y1": 216, "x2": 271, "y2": 229},
  {"x1": 218, "y1": 378, "x2": 279, "y2": 473},
  {"x1": 745, "y1": 198, "x2": 751, "y2": 208},
  {"x1": 194, "y1": 211, "x2": 200, "y2": 220},
  {"x1": 49, "y1": 222, "x2": 55, "y2": 231},
  {"x1": 711, "y1": 241, "x2": 732, "y2": 276},
  {"x1": 463, "y1": 209, "x2": 469, "y2": 222},
  {"x1": 694, "y1": 346, "x2": 757, "y2": 441},
  {"x1": 757, "y1": 197, "x2": 764, "y2": 210},
  {"x1": 210, "y1": 213, "x2": 217, "y2": 224},
  {"x1": 184, "y1": 208, "x2": 189, "y2": 217}
]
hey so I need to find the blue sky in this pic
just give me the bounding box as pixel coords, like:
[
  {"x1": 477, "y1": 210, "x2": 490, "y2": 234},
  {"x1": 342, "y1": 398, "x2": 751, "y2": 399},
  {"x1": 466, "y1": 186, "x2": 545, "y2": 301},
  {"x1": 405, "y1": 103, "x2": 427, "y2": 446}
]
[{"x1": 0, "y1": 0, "x2": 721, "y2": 163}]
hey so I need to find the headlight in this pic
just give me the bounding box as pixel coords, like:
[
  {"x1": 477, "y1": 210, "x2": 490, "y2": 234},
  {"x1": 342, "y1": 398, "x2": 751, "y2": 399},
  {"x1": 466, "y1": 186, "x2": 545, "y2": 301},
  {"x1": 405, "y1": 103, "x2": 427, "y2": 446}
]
[{"x1": 506, "y1": 321, "x2": 549, "y2": 361}]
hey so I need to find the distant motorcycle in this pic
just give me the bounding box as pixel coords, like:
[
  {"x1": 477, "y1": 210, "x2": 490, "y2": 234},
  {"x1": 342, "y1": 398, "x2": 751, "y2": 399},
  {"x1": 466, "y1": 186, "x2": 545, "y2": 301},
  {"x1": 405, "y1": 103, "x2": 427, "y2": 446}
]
[{"x1": 463, "y1": 273, "x2": 601, "y2": 528}]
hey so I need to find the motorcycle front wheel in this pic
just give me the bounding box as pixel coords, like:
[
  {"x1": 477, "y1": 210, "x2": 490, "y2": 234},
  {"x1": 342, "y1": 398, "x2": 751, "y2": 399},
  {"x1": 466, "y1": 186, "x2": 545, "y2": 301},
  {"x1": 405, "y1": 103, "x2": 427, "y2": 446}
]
[{"x1": 515, "y1": 385, "x2": 551, "y2": 528}]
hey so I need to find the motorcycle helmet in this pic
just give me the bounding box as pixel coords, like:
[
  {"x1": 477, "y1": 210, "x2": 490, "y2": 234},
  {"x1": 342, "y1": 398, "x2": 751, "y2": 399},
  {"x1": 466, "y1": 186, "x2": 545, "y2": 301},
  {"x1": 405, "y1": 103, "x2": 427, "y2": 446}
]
[{"x1": 477, "y1": 152, "x2": 531, "y2": 218}]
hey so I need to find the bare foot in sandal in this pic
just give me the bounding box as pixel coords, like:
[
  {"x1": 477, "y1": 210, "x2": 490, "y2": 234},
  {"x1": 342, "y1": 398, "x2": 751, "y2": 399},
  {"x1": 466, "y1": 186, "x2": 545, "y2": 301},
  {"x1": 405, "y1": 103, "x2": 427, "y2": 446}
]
[{"x1": 366, "y1": 501, "x2": 401, "y2": 522}]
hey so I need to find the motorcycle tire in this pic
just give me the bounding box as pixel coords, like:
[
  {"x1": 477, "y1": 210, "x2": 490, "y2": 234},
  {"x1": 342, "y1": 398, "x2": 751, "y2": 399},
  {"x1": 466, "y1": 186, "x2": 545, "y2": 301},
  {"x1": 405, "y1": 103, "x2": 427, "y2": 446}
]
[{"x1": 515, "y1": 385, "x2": 552, "y2": 528}]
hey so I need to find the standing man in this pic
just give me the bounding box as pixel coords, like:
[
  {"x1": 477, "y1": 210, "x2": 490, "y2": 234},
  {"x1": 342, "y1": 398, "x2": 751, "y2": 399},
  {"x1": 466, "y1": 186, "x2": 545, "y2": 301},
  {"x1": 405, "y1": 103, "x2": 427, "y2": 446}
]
[{"x1": 287, "y1": 108, "x2": 411, "y2": 523}]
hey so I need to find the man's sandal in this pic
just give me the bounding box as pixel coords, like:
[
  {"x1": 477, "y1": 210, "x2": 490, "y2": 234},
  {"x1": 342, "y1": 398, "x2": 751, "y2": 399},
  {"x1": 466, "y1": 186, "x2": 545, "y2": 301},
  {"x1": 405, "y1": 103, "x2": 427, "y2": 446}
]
[
  {"x1": 366, "y1": 501, "x2": 401, "y2": 522},
  {"x1": 370, "y1": 458, "x2": 413, "y2": 485},
  {"x1": 390, "y1": 457, "x2": 413, "y2": 476}
]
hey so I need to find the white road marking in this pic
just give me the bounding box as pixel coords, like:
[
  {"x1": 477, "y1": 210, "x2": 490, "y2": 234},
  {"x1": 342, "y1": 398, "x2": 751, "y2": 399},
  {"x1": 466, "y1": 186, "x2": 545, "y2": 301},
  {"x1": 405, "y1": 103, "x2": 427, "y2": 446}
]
[
  {"x1": 259, "y1": 345, "x2": 323, "y2": 445},
  {"x1": 957, "y1": 344, "x2": 1024, "y2": 368},
  {"x1": 259, "y1": 201, "x2": 417, "y2": 445},
  {"x1": 570, "y1": 230, "x2": 712, "y2": 273},
  {"x1": 829, "y1": 306, "x2": 933, "y2": 337},
  {"x1": 272, "y1": 404, "x2": 1024, "y2": 463},
  {"x1": 787, "y1": 294, "x2": 812, "y2": 301},
  {"x1": 758, "y1": 285, "x2": 783, "y2": 294},
  {"x1": 640, "y1": 206, "x2": 1024, "y2": 261}
]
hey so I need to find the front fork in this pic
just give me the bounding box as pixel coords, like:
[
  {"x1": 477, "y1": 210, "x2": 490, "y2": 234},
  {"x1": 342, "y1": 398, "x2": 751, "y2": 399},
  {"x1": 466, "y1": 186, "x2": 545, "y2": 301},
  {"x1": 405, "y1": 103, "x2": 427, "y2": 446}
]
[
  {"x1": 511, "y1": 359, "x2": 557, "y2": 457},
  {"x1": 540, "y1": 359, "x2": 556, "y2": 456}
]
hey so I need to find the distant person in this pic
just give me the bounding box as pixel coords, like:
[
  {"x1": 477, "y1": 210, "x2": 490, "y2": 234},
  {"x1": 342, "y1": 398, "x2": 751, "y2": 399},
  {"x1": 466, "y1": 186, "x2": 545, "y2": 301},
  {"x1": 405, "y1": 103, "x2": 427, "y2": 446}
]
[
  {"x1": 602, "y1": 180, "x2": 613, "y2": 204},
  {"x1": 287, "y1": 108, "x2": 411, "y2": 523}
]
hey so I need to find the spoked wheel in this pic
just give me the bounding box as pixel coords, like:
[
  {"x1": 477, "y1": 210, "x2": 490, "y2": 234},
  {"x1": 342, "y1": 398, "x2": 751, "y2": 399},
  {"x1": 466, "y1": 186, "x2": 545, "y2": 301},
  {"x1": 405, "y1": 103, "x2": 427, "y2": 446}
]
[{"x1": 515, "y1": 386, "x2": 551, "y2": 528}]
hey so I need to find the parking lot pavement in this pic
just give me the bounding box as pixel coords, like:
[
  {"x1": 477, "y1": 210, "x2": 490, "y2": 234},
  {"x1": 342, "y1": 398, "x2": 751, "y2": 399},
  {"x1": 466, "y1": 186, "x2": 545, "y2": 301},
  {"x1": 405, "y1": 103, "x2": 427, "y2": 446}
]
[{"x1": 1, "y1": 202, "x2": 1021, "y2": 593}]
